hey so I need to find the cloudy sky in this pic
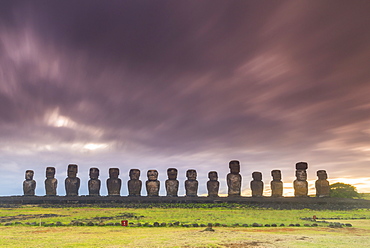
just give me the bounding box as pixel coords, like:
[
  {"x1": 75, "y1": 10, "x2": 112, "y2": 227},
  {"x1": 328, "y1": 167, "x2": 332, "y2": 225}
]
[{"x1": 1, "y1": 1, "x2": 370, "y2": 197}]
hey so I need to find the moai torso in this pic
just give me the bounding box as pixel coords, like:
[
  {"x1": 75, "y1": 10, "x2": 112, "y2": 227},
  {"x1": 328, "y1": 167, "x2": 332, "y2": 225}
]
[
  {"x1": 270, "y1": 170, "x2": 283, "y2": 197},
  {"x1": 23, "y1": 170, "x2": 36, "y2": 196},
  {"x1": 294, "y1": 179, "x2": 308, "y2": 197},
  {"x1": 315, "y1": 170, "x2": 330, "y2": 197},
  {"x1": 294, "y1": 162, "x2": 308, "y2": 197},
  {"x1": 251, "y1": 172, "x2": 263, "y2": 197},
  {"x1": 45, "y1": 167, "x2": 57, "y2": 196},
  {"x1": 227, "y1": 160, "x2": 242, "y2": 197},
  {"x1": 207, "y1": 171, "x2": 219, "y2": 197},
  {"x1": 107, "y1": 168, "x2": 121, "y2": 196},
  {"x1": 185, "y1": 169, "x2": 198, "y2": 197},
  {"x1": 65, "y1": 164, "x2": 80, "y2": 196},
  {"x1": 146, "y1": 170, "x2": 160, "y2": 196},
  {"x1": 88, "y1": 168, "x2": 101, "y2": 196},
  {"x1": 128, "y1": 169, "x2": 142, "y2": 196},
  {"x1": 165, "y1": 168, "x2": 179, "y2": 197}
]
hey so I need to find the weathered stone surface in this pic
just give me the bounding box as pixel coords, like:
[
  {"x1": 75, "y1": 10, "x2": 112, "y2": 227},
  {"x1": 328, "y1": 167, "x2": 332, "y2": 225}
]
[
  {"x1": 294, "y1": 169, "x2": 308, "y2": 197},
  {"x1": 146, "y1": 170, "x2": 160, "y2": 196},
  {"x1": 128, "y1": 169, "x2": 142, "y2": 196},
  {"x1": 251, "y1": 171, "x2": 263, "y2": 197},
  {"x1": 23, "y1": 170, "x2": 36, "y2": 196},
  {"x1": 271, "y1": 170, "x2": 283, "y2": 197},
  {"x1": 227, "y1": 160, "x2": 242, "y2": 197},
  {"x1": 107, "y1": 168, "x2": 121, "y2": 196},
  {"x1": 185, "y1": 169, "x2": 198, "y2": 197},
  {"x1": 88, "y1": 167, "x2": 101, "y2": 196},
  {"x1": 165, "y1": 168, "x2": 179, "y2": 197},
  {"x1": 45, "y1": 167, "x2": 57, "y2": 196},
  {"x1": 207, "y1": 171, "x2": 219, "y2": 197},
  {"x1": 316, "y1": 170, "x2": 330, "y2": 197},
  {"x1": 65, "y1": 164, "x2": 80, "y2": 196}
]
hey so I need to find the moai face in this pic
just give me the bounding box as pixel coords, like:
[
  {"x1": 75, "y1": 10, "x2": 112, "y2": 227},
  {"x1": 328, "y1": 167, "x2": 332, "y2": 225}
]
[
  {"x1": 67, "y1": 164, "x2": 78, "y2": 178},
  {"x1": 46, "y1": 167, "x2": 55, "y2": 179},
  {"x1": 186, "y1": 170, "x2": 197, "y2": 180},
  {"x1": 129, "y1": 169, "x2": 140, "y2": 180},
  {"x1": 271, "y1": 170, "x2": 281, "y2": 181},
  {"x1": 109, "y1": 168, "x2": 119, "y2": 179},
  {"x1": 317, "y1": 170, "x2": 327, "y2": 180},
  {"x1": 167, "y1": 168, "x2": 178, "y2": 180},
  {"x1": 147, "y1": 170, "x2": 158, "y2": 181},
  {"x1": 229, "y1": 160, "x2": 240, "y2": 174},
  {"x1": 208, "y1": 171, "x2": 218, "y2": 181},
  {"x1": 89, "y1": 168, "x2": 99, "y2": 179},
  {"x1": 25, "y1": 170, "x2": 34, "y2": 180},
  {"x1": 252, "y1": 172, "x2": 262, "y2": 181},
  {"x1": 296, "y1": 170, "x2": 307, "y2": 181}
]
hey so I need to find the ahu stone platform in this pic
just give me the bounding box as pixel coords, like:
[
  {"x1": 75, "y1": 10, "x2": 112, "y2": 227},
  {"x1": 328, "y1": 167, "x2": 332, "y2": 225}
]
[{"x1": 1, "y1": 196, "x2": 369, "y2": 210}]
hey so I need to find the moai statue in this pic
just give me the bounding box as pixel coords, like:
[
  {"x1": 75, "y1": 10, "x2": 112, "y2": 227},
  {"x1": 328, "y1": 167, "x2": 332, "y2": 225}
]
[
  {"x1": 146, "y1": 170, "x2": 160, "y2": 196},
  {"x1": 227, "y1": 160, "x2": 242, "y2": 197},
  {"x1": 270, "y1": 170, "x2": 283, "y2": 197},
  {"x1": 45, "y1": 167, "x2": 57, "y2": 196},
  {"x1": 23, "y1": 170, "x2": 36, "y2": 196},
  {"x1": 207, "y1": 171, "x2": 219, "y2": 197},
  {"x1": 65, "y1": 164, "x2": 80, "y2": 196},
  {"x1": 107, "y1": 168, "x2": 121, "y2": 196},
  {"x1": 315, "y1": 170, "x2": 330, "y2": 197},
  {"x1": 251, "y1": 172, "x2": 264, "y2": 197},
  {"x1": 88, "y1": 168, "x2": 101, "y2": 196},
  {"x1": 128, "y1": 169, "x2": 142, "y2": 196},
  {"x1": 185, "y1": 169, "x2": 198, "y2": 197},
  {"x1": 294, "y1": 162, "x2": 308, "y2": 197},
  {"x1": 165, "y1": 168, "x2": 179, "y2": 197}
]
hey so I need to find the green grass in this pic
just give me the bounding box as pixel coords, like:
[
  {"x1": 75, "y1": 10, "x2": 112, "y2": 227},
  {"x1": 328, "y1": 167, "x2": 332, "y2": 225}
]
[
  {"x1": 1, "y1": 205, "x2": 369, "y2": 226},
  {"x1": 0, "y1": 205, "x2": 369, "y2": 247}
]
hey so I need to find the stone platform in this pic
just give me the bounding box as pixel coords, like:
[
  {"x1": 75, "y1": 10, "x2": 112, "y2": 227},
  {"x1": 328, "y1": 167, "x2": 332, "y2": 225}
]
[{"x1": 1, "y1": 196, "x2": 369, "y2": 209}]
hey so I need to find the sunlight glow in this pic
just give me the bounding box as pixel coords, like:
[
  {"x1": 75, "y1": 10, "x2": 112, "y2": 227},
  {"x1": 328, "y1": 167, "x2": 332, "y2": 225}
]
[
  {"x1": 83, "y1": 143, "x2": 108, "y2": 151},
  {"x1": 46, "y1": 108, "x2": 77, "y2": 128}
]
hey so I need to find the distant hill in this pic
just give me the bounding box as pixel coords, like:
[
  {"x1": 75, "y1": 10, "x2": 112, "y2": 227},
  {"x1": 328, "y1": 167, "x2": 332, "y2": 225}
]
[{"x1": 361, "y1": 193, "x2": 370, "y2": 200}]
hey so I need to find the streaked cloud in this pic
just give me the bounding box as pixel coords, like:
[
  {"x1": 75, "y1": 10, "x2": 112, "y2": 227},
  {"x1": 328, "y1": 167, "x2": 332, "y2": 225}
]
[{"x1": 0, "y1": 1, "x2": 369, "y2": 196}]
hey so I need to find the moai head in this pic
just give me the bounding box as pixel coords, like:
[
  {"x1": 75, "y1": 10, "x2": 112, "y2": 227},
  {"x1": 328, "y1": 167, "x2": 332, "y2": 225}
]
[
  {"x1": 147, "y1": 170, "x2": 158, "y2": 181},
  {"x1": 89, "y1": 168, "x2": 100, "y2": 179},
  {"x1": 208, "y1": 171, "x2": 218, "y2": 181},
  {"x1": 46, "y1": 167, "x2": 55, "y2": 179},
  {"x1": 186, "y1": 169, "x2": 197, "y2": 180},
  {"x1": 167, "y1": 168, "x2": 178, "y2": 180},
  {"x1": 317, "y1": 170, "x2": 328, "y2": 180},
  {"x1": 25, "y1": 170, "x2": 34, "y2": 180},
  {"x1": 229, "y1": 160, "x2": 240, "y2": 174},
  {"x1": 129, "y1": 169, "x2": 140, "y2": 180},
  {"x1": 252, "y1": 171, "x2": 262, "y2": 181},
  {"x1": 67, "y1": 164, "x2": 78, "y2": 178},
  {"x1": 271, "y1": 170, "x2": 281, "y2": 181},
  {"x1": 109, "y1": 168, "x2": 119, "y2": 179},
  {"x1": 296, "y1": 169, "x2": 307, "y2": 181},
  {"x1": 296, "y1": 162, "x2": 308, "y2": 170}
]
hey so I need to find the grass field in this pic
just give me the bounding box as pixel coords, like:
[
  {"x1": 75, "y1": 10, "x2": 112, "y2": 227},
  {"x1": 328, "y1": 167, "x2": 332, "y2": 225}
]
[{"x1": 0, "y1": 203, "x2": 369, "y2": 247}]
